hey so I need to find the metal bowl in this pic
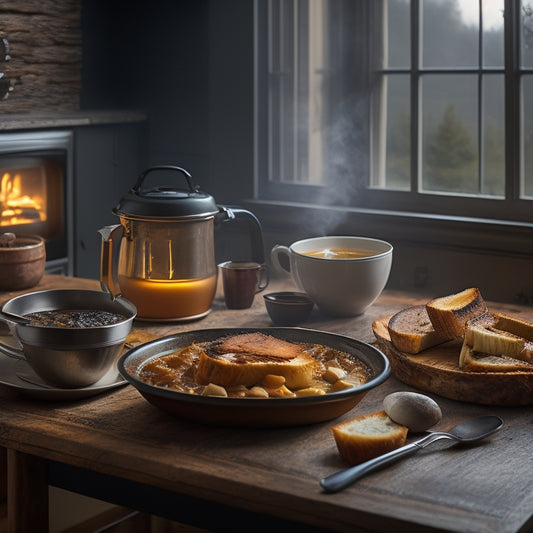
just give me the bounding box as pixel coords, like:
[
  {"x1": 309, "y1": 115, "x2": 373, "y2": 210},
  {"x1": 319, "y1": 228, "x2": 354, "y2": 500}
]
[
  {"x1": 118, "y1": 327, "x2": 390, "y2": 427},
  {"x1": 0, "y1": 289, "x2": 137, "y2": 388}
]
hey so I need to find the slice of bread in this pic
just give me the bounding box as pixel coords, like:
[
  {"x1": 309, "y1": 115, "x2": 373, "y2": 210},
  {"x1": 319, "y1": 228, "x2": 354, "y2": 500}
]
[
  {"x1": 210, "y1": 332, "x2": 304, "y2": 360},
  {"x1": 465, "y1": 321, "x2": 526, "y2": 359},
  {"x1": 426, "y1": 288, "x2": 488, "y2": 339},
  {"x1": 463, "y1": 311, "x2": 533, "y2": 364},
  {"x1": 493, "y1": 312, "x2": 533, "y2": 342},
  {"x1": 331, "y1": 410, "x2": 408, "y2": 465},
  {"x1": 459, "y1": 343, "x2": 533, "y2": 373},
  {"x1": 387, "y1": 305, "x2": 448, "y2": 354},
  {"x1": 194, "y1": 333, "x2": 319, "y2": 389}
]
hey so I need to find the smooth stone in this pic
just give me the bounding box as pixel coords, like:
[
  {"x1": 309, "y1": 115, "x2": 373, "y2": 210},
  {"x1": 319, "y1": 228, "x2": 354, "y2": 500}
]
[{"x1": 383, "y1": 391, "x2": 442, "y2": 432}]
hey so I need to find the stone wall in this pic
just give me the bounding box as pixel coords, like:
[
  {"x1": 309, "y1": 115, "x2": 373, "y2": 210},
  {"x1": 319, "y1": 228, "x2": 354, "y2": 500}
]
[{"x1": 0, "y1": 0, "x2": 81, "y2": 113}]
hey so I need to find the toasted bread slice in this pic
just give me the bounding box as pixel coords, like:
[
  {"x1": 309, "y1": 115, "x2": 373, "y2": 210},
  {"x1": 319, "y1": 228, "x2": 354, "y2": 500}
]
[
  {"x1": 493, "y1": 312, "x2": 533, "y2": 342},
  {"x1": 195, "y1": 333, "x2": 318, "y2": 389},
  {"x1": 211, "y1": 332, "x2": 303, "y2": 360},
  {"x1": 465, "y1": 322, "x2": 526, "y2": 359},
  {"x1": 387, "y1": 305, "x2": 448, "y2": 354},
  {"x1": 459, "y1": 343, "x2": 533, "y2": 373},
  {"x1": 467, "y1": 311, "x2": 497, "y2": 329},
  {"x1": 331, "y1": 410, "x2": 408, "y2": 465},
  {"x1": 464, "y1": 312, "x2": 533, "y2": 363},
  {"x1": 426, "y1": 288, "x2": 488, "y2": 339}
]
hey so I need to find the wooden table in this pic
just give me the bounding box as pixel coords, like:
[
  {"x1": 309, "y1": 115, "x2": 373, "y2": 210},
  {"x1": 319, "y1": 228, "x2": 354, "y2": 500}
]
[{"x1": 1, "y1": 275, "x2": 533, "y2": 533}]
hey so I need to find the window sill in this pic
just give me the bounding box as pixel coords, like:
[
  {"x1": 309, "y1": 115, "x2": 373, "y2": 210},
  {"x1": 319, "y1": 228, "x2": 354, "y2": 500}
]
[{"x1": 244, "y1": 199, "x2": 533, "y2": 259}]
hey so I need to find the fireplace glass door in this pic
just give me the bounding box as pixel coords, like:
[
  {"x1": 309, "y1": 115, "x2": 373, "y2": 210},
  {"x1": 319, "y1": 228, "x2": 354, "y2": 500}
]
[{"x1": 0, "y1": 131, "x2": 72, "y2": 274}]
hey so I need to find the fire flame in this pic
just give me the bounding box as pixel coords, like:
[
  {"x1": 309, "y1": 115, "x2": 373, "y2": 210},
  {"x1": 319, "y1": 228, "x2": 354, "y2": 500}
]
[{"x1": 1, "y1": 172, "x2": 46, "y2": 226}]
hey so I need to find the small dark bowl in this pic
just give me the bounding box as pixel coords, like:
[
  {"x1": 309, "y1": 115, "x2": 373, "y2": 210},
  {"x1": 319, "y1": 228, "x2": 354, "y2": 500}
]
[{"x1": 263, "y1": 291, "x2": 314, "y2": 326}]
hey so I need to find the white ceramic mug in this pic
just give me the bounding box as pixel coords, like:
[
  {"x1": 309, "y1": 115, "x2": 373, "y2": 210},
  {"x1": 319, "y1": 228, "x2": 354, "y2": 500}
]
[{"x1": 270, "y1": 236, "x2": 393, "y2": 316}]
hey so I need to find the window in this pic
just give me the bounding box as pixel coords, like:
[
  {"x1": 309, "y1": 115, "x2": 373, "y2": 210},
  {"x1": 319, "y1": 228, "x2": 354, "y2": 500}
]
[{"x1": 255, "y1": 0, "x2": 533, "y2": 225}]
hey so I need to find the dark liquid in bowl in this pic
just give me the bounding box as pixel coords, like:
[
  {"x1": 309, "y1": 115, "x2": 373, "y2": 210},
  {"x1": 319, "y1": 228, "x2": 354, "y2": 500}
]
[{"x1": 24, "y1": 309, "x2": 126, "y2": 328}]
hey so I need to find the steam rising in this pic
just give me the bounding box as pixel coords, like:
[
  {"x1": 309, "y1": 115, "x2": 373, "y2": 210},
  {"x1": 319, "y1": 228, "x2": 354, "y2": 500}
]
[{"x1": 303, "y1": 95, "x2": 368, "y2": 236}]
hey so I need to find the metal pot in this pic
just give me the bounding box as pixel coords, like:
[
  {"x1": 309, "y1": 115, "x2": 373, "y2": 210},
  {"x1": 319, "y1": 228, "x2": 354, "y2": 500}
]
[
  {"x1": 0, "y1": 289, "x2": 137, "y2": 388},
  {"x1": 99, "y1": 166, "x2": 265, "y2": 321}
]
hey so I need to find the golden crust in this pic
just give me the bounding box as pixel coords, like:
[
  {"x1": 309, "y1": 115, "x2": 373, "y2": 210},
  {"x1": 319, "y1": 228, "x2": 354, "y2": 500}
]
[
  {"x1": 210, "y1": 332, "x2": 304, "y2": 360},
  {"x1": 493, "y1": 312, "x2": 533, "y2": 342},
  {"x1": 195, "y1": 342, "x2": 319, "y2": 389},
  {"x1": 331, "y1": 410, "x2": 408, "y2": 465},
  {"x1": 426, "y1": 288, "x2": 488, "y2": 339}
]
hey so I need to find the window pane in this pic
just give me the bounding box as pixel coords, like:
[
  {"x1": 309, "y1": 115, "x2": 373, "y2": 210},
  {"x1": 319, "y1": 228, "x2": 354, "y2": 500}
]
[
  {"x1": 386, "y1": 0, "x2": 410, "y2": 68},
  {"x1": 482, "y1": 74, "x2": 505, "y2": 196},
  {"x1": 422, "y1": 0, "x2": 479, "y2": 68},
  {"x1": 267, "y1": 0, "x2": 331, "y2": 186},
  {"x1": 268, "y1": 0, "x2": 297, "y2": 183},
  {"x1": 421, "y1": 75, "x2": 478, "y2": 194},
  {"x1": 522, "y1": 75, "x2": 533, "y2": 197},
  {"x1": 371, "y1": 75, "x2": 410, "y2": 189},
  {"x1": 483, "y1": 0, "x2": 504, "y2": 67},
  {"x1": 521, "y1": 1, "x2": 533, "y2": 67}
]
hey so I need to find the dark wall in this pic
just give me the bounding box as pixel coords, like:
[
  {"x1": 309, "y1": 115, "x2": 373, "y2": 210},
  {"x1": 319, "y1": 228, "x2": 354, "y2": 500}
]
[{"x1": 80, "y1": 0, "x2": 254, "y2": 203}]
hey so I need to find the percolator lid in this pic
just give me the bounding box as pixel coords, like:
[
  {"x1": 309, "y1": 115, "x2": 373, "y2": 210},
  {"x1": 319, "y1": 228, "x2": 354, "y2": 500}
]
[{"x1": 113, "y1": 166, "x2": 219, "y2": 219}]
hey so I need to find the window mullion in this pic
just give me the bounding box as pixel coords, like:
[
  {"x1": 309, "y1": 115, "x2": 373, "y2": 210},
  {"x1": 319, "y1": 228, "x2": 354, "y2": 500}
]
[
  {"x1": 411, "y1": 0, "x2": 420, "y2": 193},
  {"x1": 505, "y1": 0, "x2": 521, "y2": 200},
  {"x1": 478, "y1": 0, "x2": 484, "y2": 193}
]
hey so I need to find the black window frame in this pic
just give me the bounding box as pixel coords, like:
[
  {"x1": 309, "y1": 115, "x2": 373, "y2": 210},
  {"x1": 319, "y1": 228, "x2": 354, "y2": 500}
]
[{"x1": 254, "y1": 0, "x2": 533, "y2": 227}]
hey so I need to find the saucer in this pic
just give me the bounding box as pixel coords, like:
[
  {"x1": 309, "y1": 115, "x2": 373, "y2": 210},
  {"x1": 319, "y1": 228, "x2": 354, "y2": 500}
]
[{"x1": 0, "y1": 357, "x2": 128, "y2": 401}]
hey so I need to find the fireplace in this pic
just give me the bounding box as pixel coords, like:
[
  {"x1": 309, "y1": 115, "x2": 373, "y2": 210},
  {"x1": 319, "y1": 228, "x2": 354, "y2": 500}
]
[{"x1": 0, "y1": 130, "x2": 73, "y2": 275}]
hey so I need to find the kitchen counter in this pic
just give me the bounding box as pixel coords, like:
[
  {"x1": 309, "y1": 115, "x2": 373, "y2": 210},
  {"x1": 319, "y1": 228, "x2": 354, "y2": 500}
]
[{"x1": 1, "y1": 275, "x2": 532, "y2": 533}]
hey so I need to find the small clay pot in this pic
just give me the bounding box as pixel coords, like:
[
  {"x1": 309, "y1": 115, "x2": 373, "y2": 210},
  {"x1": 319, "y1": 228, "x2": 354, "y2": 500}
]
[{"x1": 0, "y1": 233, "x2": 46, "y2": 291}]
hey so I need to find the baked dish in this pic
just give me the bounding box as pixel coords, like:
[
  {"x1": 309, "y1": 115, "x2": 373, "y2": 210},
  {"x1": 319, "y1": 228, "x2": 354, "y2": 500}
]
[
  {"x1": 137, "y1": 332, "x2": 371, "y2": 399},
  {"x1": 118, "y1": 328, "x2": 391, "y2": 426}
]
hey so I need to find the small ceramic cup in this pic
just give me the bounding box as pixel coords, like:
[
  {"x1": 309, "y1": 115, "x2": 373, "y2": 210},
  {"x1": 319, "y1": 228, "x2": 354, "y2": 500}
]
[
  {"x1": 218, "y1": 261, "x2": 269, "y2": 309},
  {"x1": 0, "y1": 233, "x2": 46, "y2": 290},
  {"x1": 263, "y1": 292, "x2": 314, "y2": 326},
  {"x1": 270, "y1": 236, "x2": 393, "y2": 317}
]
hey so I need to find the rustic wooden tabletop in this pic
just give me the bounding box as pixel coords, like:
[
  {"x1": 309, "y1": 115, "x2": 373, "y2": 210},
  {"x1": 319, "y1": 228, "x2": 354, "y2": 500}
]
[{"x1": 1, "y1": 275, "x2": 532, "y2": 533}]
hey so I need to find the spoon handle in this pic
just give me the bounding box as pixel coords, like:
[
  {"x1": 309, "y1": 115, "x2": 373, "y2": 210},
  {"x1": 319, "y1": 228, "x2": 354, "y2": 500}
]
[
  {"x1": 0, "y1": 310, "x2": 29, "y2": 325},
  {"x1": 320, "y1": 442, "x2": 422, "y2": 493}
]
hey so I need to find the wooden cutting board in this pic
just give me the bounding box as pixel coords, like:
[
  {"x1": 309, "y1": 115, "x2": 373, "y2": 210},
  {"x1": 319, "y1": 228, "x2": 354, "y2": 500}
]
[{"x1": 372, "y1": 315, "x2": 533, "y2": 406}]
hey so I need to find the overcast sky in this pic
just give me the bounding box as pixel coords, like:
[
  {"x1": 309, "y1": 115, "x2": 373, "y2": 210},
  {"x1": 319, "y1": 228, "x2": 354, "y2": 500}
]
[{"x1": 457, "y1": 0, "x2": 504, "y2": 30}]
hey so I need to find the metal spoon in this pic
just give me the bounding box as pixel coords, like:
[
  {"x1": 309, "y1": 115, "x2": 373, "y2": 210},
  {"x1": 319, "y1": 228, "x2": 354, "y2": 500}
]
[
  {"x1": 0, "y1": 310, "x2": 30, "y2": 325},
  {"x1": 320, "y1": 415, "x2": 503, "y2": 493}
]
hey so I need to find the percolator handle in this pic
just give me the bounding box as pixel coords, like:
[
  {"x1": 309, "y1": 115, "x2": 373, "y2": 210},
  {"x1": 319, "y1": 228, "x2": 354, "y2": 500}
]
[
  {"x1": 216, "y1": 206, "x2": 265, "y2": 264},
  {"x1": 132, "y1": 165, "x2": 197, "y2": 193}
]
